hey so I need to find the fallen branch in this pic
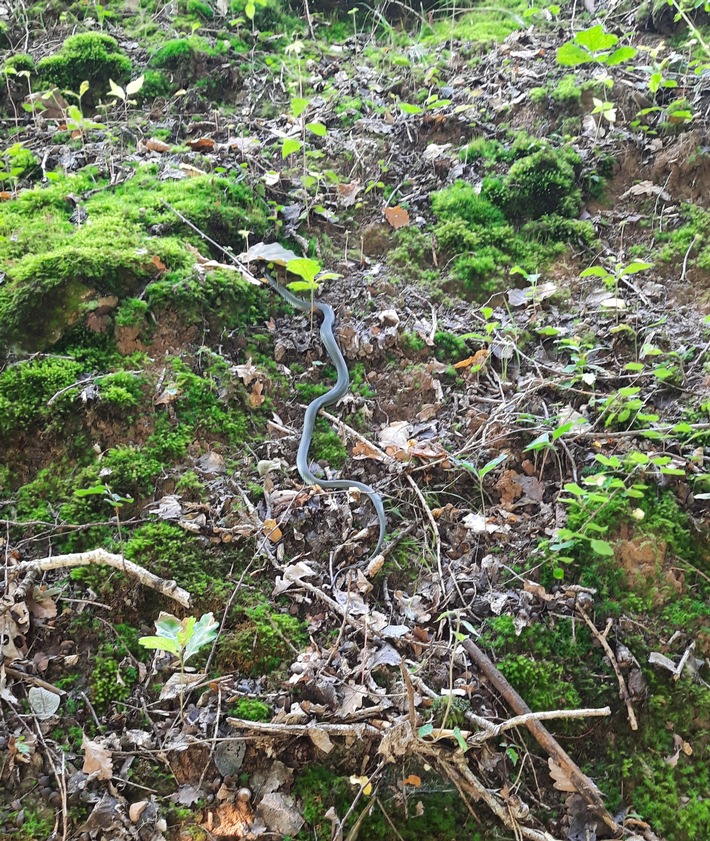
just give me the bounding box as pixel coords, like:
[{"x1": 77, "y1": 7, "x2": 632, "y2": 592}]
[
  {"x1": 577, "y1": 608, "x2": 638, "y2": 731},
  {"x1": 461, "y1": 637, "x2": 621, "y2": 836},
  {"x1": 13, "y1": 548, "x2": 191, "y2": 608},
  {"x1": 225, "y1": 718, "x2": 381, "y2": 739}
]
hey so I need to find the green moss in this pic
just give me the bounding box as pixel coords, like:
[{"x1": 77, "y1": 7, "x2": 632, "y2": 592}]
[
  {"x1": 400, "y1": 331, "x2": 427, "y2": 354},
  {"x1": 90, "y1": 654, "x2": 138, "y2": 710},
  {"x1": 125, "y1": 522, "x2": 243, "y2": 600},
  {"x1": 431, "y1": 181, "x2": 506, "y2": 227},
  {"x1": 293, "y1": 764, "x2": 490, "y2": 840},
  {"x1": 0, "y1": 356, "x2": 83, "y2": 439},
  {"x1": 3, "y1": 53, "x2": 35, "y2": 73},
  {"x1": 140, "y1": 69, "x2": 173, "y2": 99},
  {"x1": 221, "y1": 601, "x2": 308, "y2": 676},
  {"x1": 550, "y1": 74, "x2": 582, "y2": 110},
  {"x1": 433, "y1": 330, "x2": 468, "y2": 363},
  {"x1": 503, "y1": 147, "x2": 582, "y2": 222},
  {"x1": 229, "y1": 698, "x2": 271, "y2": 721},
  {"x1": 0, "y1": 166, "x2": 268, "y2": 352},
  {"x1": 657, "y1": 204, "x2": 710, "y2": 275},
  {"x1": 37, "y1": 33, "x2": 131, "y2": 102},
  {"x1": 311, "y1": 419, "x2": 347, "y2": 469}
]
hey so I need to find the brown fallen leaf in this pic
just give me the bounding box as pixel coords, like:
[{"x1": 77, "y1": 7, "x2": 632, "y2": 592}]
[
  {"x1": 337, "y1": 179, "x2": 362, "y2": 207},
  {"x1": 404, "y1": 774, "x2": 422, "y2": 787},
  {"x1": 145, "y1": 137, "x2": 170, "y2": 153},
  {"x1": 263, "y1": 518, "x2": 283, "y2": 542},
  {"x1": 187, "y1": 136, "x2": 215, "y2": 151},
  {"x1": 384, "y1": 205, "x2": 410, "y2": 229},
  {"x1": 82, "y1": 733, "x2": 113, "y2": 780},
  {"x1": 352, "y1": 439, "x2": 385, "y2": 461}
]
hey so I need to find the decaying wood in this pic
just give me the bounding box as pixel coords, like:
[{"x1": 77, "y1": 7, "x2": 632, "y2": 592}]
[
  {"x1": 461, "y1": 637, "x2": 621, "y2": 836},
  {"x1": 12, "y1": 548, "x2": 191, "y2": 608}
]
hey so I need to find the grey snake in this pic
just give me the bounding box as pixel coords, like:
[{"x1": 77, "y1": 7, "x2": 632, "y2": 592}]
[{"x1": 263, "y1": 270, "x2": 386, "y2": 561}]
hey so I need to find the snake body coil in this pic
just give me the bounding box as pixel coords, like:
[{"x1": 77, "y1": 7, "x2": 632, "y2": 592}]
[{"x1": 264, "y1": 271, "x2": 386, "y2": 559}]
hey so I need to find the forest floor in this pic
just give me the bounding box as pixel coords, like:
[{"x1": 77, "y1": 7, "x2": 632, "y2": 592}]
[{"x1": 0, "y1": 2, "x2": 709, "y2": 840}]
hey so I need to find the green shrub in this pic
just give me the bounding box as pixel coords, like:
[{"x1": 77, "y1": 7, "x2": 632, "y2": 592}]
[{"x1": 37, "y1": 33, "x2": 131, "y2": 102}]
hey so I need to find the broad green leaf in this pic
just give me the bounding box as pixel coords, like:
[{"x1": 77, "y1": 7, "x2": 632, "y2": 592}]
[
  {"x1": 286, "y1": 279, "x2": 318, "y2": 292},
  {"x1": 556, "y1": 42, "x2": 593, "y2": 66},
  {"x1": 606, "y1": 46, "x2": 637, "y2": 66},
  {"x1": 291, "y1": 97, "x2": 309, "y2": 118},
  {"x1": 399, "y1": 102, "x2": 423, "y2": 115},
  {"x1": 536, "y1": 326, "x2": 562, "y2": 336},
  {"x1": 620, "y1": 261, "x2": 653, "y2": 275},
  {"x1": 126, "y1": 75, "x2": 145, "y2": 96},
  {"x1": 660, "y1": 467, "x2": 686, "y2": 476},
  {"x1": 524, "y1": 431, "x2": 551, "y2": 451},
  {"x1": 575, "y1": 25, "x2": 618, "y2": 52},
  {"x1": 552, "y1": 421, "x2": 575, "y2": 440},
  {"x1": 563, "y1": 483, "x2": 585, "y2": 496},
  {"x1": 282, "y1": 137, "x2": 302, "y2": 158},
  {"x1": 580, "y1": 265, "x2": 610, "y2": 278},
  {"x1": 306, "y1": 122, "x2": 327, "y2": 137},
  {"x1": 138, "y1": 635, "x2": 181, "y2": 655},
  {"x1": 287, "y1": 257, "x2": 321, "y2": 284},
  {"x1": 154, "y1": 612, "x2": 182, "y2": 641},
  {"x1": 553, "y1": 566, "x2": 565, "y2": 579},
  {"x1": 245, "y1": 0, "x2": 256, "y2": 19},
  {"x1": 108, "y1": 78, "x2": 125, "y2": 101},
  {"x1": 649, "y1": 71, "x2": 663, "y2": 93},
  {"x1": 590, "y1": 539, "x2": 615, "y2": 556},
  {"x1": 479, "y1": 452, "x2": 508, "y2": 478},
  {"x1": 418, "y1": 723, "x2": 434, "y2": 738},
  {"x1": 184, "y1": 612, "x2": 219, "y2": 662},
  {"x1": 625, "y1": 362, "x2": 645, "y2": 372},
  {"x1": 75, "y1": 484, "x2": 109, "y2": 497},
  {"x1": 79, "y1": 80, "x2": 90, "y2": 98}
]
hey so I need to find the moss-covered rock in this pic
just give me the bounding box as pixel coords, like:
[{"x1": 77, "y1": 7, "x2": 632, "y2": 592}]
[
  {"x1": 0, "y1": 167, "x2": 268, "y2": 353},
  {"x1": 36, "y1": 33, "x2": 131, "y2": 103}
]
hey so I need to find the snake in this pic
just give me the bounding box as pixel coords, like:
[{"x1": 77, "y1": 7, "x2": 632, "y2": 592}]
[{"x1": 263, "y1": 269, "x2": 386, "y2": 561}]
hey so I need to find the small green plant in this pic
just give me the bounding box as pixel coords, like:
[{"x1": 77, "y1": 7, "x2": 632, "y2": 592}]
[
  {"x1": 74, "y1": 483, "x2": 133, "y2": 554},
  {"x1": 139, "y1": 612, "x2": 219, "y2": 715},
  {"x1": 556, "y1": 25, "x2": 637, "y2": 67}
]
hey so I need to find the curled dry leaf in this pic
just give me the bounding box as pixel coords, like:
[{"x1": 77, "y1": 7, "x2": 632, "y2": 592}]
[{"x1": 145, "y1": 137, "x2": 170, "y2": 153}]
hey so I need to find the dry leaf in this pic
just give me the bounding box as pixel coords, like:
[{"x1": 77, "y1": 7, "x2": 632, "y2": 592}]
[
  {"x1": 337, "y1": 180, "x2": 362, "y2": 207},
  {"x1": 263, "y1": 518, "x2": 283, "y2": 542},
  {"x1": 249, "y1": 380, "x2": 265, "y2": 408},
  {"x1": 384, "y1": 205, "x2": 410, "y2": 229},
  {"x1": 187, "y1": 137, "x2": 215, "y2": 151},
  {"x1": 151, "y1": 254, "x2": 167, "y2": 272},
  {"x1": 82, "y1": 734, "x2": 113, "y2": 780},
  {"x1": 145, "y1": 137, "x2": 170, "y2": 153},
  {"x1": 548, "y1": 758, "x2": 576, "y2": 792},
  {"x1": 129, "y1": 801, "x2": 148, "y2": 823},
  {"x1": 404, "y1": 774, "x2": 422, "y2": 787},
  {"x1": 308, "y1": 728, "x2": 334, "y2": 754},
  {"x1": 351, "y1": 439, "x2": 385, "y2": 461}
]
